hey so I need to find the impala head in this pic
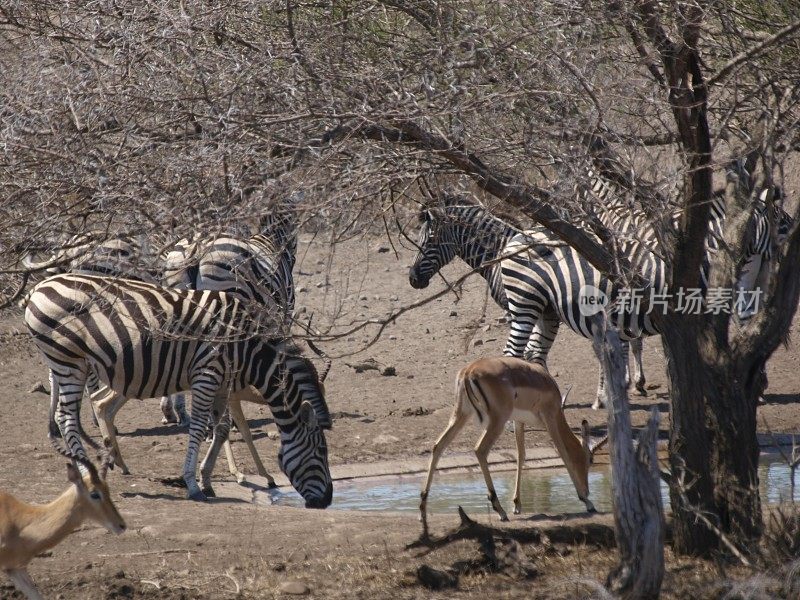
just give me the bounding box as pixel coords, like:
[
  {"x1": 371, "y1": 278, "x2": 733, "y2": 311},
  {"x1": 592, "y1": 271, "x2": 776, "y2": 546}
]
[
  {"x1": 278, "y1": 400, "x2": 333, "y2": 509},
  {"x1": 56, "y1": 439, "x2": 126, "y2": 534},
  {"x1": 409, "y1": 204, "x2": 456, "y2": 289}
]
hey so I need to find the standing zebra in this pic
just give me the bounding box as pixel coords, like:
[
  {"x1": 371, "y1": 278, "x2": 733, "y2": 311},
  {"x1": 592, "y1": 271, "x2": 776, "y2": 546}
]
[
  {"x1": 501, "y1": 179, "x2": 791, "y2": 408},
  {"x1": 25, "y1": 274, "x2": 332, "y2": 505},
  {"x1": 158, "y1": 204, "x2": 300, "y2": 479},
  {"x1": 22, "y1": 234, "x2": 157, "y2": 428},
  {"x1": 408, "y1": 194, "x2": 646, "y2": 400}
]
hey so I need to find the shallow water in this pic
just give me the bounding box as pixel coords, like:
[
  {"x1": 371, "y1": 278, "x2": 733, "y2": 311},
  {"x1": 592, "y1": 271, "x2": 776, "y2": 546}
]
[{"x1": 266, "y1": 454, "x2": 800, "y2": 514}]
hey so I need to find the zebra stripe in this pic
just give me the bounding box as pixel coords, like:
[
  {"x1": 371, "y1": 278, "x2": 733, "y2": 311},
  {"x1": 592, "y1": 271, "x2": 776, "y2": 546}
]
[
  {"x1": 408, "y1": 195, "x2": 641, "y2": 393},
  {"x1": 161, "y1": 208, "x2": 299, "y2": 424},
  {"x1": 25, "y1": 274, "x2": 332, "y2": 506}
]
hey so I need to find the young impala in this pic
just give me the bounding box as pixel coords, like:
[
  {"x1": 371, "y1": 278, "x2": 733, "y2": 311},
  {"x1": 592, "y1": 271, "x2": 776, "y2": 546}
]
[
  {"x1": 420, "y1": 357, "x2": 605, "y2": 527},
  {"x1": 0, "y1": 439, "x2": 126, "y2": 600}
]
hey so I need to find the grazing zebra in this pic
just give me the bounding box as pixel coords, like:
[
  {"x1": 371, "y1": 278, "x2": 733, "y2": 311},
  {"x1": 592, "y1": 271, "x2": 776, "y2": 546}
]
[
  {"x1": 408, "y1": 194, "x2": 645, "y2": 397},
  {"x1": 22, "y1": 233, "x2": 156, "y2": 283},
  {"x1": 25, "y1": 274, "x2": 332, "y2": 505},
  {"x1": 159, "y1": 206, "x2": 298, "y2": 427}
]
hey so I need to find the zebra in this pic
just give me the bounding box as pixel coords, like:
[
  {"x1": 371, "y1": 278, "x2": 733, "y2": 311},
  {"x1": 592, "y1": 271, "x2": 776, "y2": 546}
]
[
  {"x1": 410, "y1": 187, "x2": 789, "y2": 408},
  {"x1": 408, "y1": 194, "x2": 646, "y2": 398},
  {"x1": 159, "y1": 206, "x2": 298, "y2": 426},
  {"x1": 582, "y1": 170, "x2": 792, "y2": 308},
  {"x1": 502, "y1": 179, "x2": 791, "y2": 408},
  {"x1": 22, "y1": 234, "x2": 158, "y2": 428},
  {"x1": 25, "y1": 273, "x2": 333, "y2": 505}
]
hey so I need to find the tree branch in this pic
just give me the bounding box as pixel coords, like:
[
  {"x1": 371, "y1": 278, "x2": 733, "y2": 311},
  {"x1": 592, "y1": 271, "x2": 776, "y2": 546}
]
[{"x1": 707, "y1": 19, "x2": 800, "y2": 88}]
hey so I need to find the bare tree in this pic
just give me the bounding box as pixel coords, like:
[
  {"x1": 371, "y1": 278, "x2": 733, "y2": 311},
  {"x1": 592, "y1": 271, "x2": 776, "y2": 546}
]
[{"x1": 2, "y1": 0, "x2": 800, "y2": 559}]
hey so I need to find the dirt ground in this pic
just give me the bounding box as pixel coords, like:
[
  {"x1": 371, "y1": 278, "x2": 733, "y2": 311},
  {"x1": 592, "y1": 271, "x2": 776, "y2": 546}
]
[{"x1": 1, "y1": 230, "x2": 799, "y2": 599}]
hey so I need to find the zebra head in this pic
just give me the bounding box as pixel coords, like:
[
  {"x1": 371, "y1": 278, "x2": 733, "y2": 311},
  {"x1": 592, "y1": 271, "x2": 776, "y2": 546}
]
[
  {"x1": 409, "y1": 205, "x2": 458, "y2": 289},
  {"x1": 275, "y1": 350, "x2": 333, "y2": 509},
  {"x1": 277, "y1": 399, "x2": 333, "y2": 509}
]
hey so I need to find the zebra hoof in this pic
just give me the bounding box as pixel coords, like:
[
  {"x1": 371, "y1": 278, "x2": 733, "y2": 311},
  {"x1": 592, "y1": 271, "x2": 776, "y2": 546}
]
[
  {"x1": 266, "y1": 480, "x2": 278, "y2": 490},
  {"x1": 201, "y1": 486, "x2": 216, "y2": 498},
  {"x1": 636, "y1": 382, "x2": 647, "y2": 396},
  {"x1": 187, "y1": 490, "x2": 209, "y2": 502}
]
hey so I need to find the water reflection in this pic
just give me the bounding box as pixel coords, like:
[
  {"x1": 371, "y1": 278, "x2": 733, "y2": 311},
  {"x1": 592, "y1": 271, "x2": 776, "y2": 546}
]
[{"x1": 267, "y1": 455, "x2": 799, "y2": 514}]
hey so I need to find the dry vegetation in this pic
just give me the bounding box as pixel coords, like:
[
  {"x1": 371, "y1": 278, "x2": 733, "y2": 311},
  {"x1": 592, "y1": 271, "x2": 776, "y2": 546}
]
[{"x1": 2, "y1": 0, "x2": 800, "y2": 597}]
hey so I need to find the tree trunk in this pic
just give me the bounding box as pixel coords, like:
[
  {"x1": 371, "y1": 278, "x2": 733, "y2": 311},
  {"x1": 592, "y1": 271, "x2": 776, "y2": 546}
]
[
  {"x1": 705, "y1": 356, "x2": 763, "y2": 543},
  {"x1": 661, "y1": 313, "x2": 764, "y2": 555},
  {"x1": 594, "y1": 317, "x2": 664, "y2": 599},
  {"x1": 659, "y1": 314, "x2": 718, "y2": 555}
]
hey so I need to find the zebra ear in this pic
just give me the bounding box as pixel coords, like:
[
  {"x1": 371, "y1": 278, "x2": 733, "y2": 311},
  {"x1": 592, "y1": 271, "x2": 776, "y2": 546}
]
[
  {"x1": 417, "y1": 208, "x2": 431, "y2": 224},
  {"x1": 300, "y1": 400, "x2": 318, "y2": 428}
]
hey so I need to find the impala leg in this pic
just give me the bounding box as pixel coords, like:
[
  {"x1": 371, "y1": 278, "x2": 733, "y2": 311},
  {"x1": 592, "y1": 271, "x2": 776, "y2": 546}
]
[
  {"x1": 420, "y1": 408, "x2": 471, "y2": 531},
  {"x1": 6, "y1": 568, "x2": 44, "y2": 600},
  {"x1": 92, "y1": 387, "x2": 131, "y2": 474},
  {"x1": 199, "y1": 394, "x2": 231, "y2": 497},
  {"x1": 228, "y1": 394, "x2": 276, "y2": 487},
  {"x1": 475, "y1": 419, "x2": 509, "y2": 521},
  {"x1": 513, "y1": 420, "x2": 525, "y2": 514}
]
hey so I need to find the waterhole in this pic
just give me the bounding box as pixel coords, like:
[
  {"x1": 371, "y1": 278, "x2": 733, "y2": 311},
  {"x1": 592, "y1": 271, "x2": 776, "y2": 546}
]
[{"x1": 263, "y1": 454, "x2": 799, "y2": 514}]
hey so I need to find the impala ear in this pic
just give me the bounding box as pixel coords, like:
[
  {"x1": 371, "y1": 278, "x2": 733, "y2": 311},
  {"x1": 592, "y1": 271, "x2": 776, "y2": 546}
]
[{"x1": 300, "y1": 401, "x2": 318, "y2": 428}]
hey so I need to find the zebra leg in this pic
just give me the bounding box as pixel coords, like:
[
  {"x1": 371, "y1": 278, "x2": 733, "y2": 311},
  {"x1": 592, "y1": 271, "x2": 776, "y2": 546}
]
[
  {"x1": 51, "y1": 368, "x2": 90, "y2": 461},
  {"x1": 183, "y1": 385, "x2": 218, "y2": 501},
  {"x1": 621, "y1": 341, "x2": 631, "y2": 388},
  {"x1": 160, "y1": 396, "x2": 177, "y2": 424},
  {"x1": 174, "y1": 393, "x2": 189, "y2": 426},
  {"x1": 591, "y1": 343, "x2": 607, "y2": 411},
  {"x1": 199, "y1": 395, "x2": 232, "y2": 496},
  {"x1": 630, "y1": 338, "x2": 647, "y2": 395},
  {"x1": 161, "y1": 393, "x2": 189, "y2": 426},
  {"x1": 85, "y1": 370, "x2": 101, "y2": 428},
  {"x1": 91, "y1": 387, "x2": 132, "y2": 474},
  {"x1": 523, "y1": 310, "x2": 560, "y2": 367},
  {"x1": 503, "y1": 296, "x2": 548, "y2": 358}
]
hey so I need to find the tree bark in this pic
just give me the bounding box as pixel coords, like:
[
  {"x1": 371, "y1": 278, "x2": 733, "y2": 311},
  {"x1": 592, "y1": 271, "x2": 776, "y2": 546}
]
[
  {"x1": 659, "y1": 314, "x2": 718, "y2": 554},
  {"x1": 593, "y1": 316, "x2": 664, "y2": 598}
]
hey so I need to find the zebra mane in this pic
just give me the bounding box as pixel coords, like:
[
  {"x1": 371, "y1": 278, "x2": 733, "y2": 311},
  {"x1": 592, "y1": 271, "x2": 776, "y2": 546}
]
[
  {"x1": 279, "y1": 340, "x2": 332, "y2": 429},
  {"x1": 420, "y1": 192, "x2": 524, "y2": 230}
]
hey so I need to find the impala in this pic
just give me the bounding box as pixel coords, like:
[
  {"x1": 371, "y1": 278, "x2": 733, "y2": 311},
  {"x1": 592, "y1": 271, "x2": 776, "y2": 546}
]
[
  {"x1": 420, "y1": 357, "x2": 605, "y2": 527},
  {"x1": 0, "y1": 439, "x2": 125, "y2": 600}
]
